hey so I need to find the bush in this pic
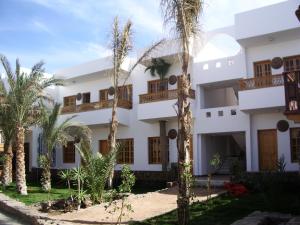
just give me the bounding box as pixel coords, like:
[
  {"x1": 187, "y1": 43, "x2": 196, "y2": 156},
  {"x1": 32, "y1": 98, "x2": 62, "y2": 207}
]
[{"x1": 231, "y1": 172, "x2": 300, "y2": 193}]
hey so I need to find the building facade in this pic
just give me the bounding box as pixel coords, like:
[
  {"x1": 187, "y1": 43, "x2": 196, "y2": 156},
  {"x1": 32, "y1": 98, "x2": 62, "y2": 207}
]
[{"x1": 23, "y1": 0, "x2": 300, "y2": 177}]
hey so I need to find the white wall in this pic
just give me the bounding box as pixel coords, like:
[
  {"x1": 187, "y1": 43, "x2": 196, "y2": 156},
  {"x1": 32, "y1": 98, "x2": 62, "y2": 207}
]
[
  {"x1": 203, "y1": 87, "x2": 237, "y2": 108},
  {"x1": 235, "y1": 0, "x2": 300, "y2": 42},
  {"x1": 245, "y1": 38, "x2": 300, "y2": 77},
  {"x1": 251, "y1": 112, "x2": 299, "y2": 172},
  {"x1": 239, "y1": 86, "x2": 285, "y2": 111}
]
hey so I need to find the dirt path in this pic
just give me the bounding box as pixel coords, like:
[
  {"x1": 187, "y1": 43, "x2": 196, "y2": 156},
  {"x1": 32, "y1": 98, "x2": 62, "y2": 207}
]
[{"x1": 49, "y1": 187, "x2": 224, "y2": 225}]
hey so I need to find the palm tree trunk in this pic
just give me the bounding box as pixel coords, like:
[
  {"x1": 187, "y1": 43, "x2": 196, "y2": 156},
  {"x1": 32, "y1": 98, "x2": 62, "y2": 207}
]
[
  {"x1": 15, "y1": 125, "x2": 27, "y2": 195},
  {"x1": 108, "y1": 90, "x2": 119, "y2": 188},
  {"x1": 2, "y1": 141, "x2": 13, "y2": 187},
  {"x1": 177, "y1": 41, "x2": 192, "y2": 225},
  {"x1": 41, "y1": 155, "x2": 51, "y2": 191}
]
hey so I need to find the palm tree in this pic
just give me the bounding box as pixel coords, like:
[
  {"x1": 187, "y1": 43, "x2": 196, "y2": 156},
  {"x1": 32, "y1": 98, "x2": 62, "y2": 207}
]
[
  {"x1": 161, "y1": 0, "x2": 203, "y2": 224},
  {"x1": 0, "y1": 81, "x2": 14, "y2": 187},
  {"x1": 0, "y1": 55, "x2": 62, "y2": 195},
  {"x1": 39, "y1": 103, "x2": 91, "y2": 191},
  {"x1": 145, "y1": 58, "x2": 171, "y2": 80},
  {"x1": 107, "y1": 17, "x2": 133, "y2": 188},
  {"x1": 107, "y1": 17, "x2": 165, "y2": 188}
]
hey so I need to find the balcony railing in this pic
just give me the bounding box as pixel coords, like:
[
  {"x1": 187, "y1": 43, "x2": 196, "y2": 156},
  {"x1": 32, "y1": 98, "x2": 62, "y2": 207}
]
[
  {"x1": 239, "y1": 74, "x2": 284, "y2": 90},
  {"x1": 61, "y1": 99, "x2": 132, "y2": 114},
  {"x1": 284, "y1": 70, "x2": 300, "y2": 114},
  {"x1": 139, "y1": 89, "x2": 195, "y2": 104}
]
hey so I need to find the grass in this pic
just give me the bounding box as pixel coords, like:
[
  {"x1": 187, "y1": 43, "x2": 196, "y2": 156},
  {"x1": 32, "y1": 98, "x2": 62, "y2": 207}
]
[
  {"x1": 0, "y1": 182, "x2": 164, "y2": 206},
  {"x1": 131, "y1": 191, "x2": 300, "y2": 225},
  {"x1": 1, "y1": 182, "x2": 71, "y2": 205}
]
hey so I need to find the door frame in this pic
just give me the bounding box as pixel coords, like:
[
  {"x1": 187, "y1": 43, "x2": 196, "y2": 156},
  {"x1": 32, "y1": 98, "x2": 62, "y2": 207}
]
[{"x1": 257, "y1": 129, "x2": 278, "y2": 171}]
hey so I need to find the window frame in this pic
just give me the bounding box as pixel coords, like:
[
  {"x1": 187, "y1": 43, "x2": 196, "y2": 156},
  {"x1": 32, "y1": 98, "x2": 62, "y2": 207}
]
[
  {"x1": 283, "y1": 55, "x2": 300, "y2": 72},
  {"x1": 253, "y1": 60, "x2": 272, "y2": 78},
  {"x1": 148, "y1": 137, "x2": 161, "y2": 164},
  {"x1": 117, "y1": 138, "x2": 134, "y2": 164},
  {"x1": 290, "y1": 128, "x2": 300, "y2": 163},
  {"x1": 63, "y1": 95, "x2": 76, "y2": 107},
  {"x1": 148, "y1": 79, "x2": 168, "y2": 93},
  {"x1": 82, "y1": 92, "x2": 91, "y2": 104},
  {"x1": 63, "y1": 141, "x2": 76, "y2": 164}
]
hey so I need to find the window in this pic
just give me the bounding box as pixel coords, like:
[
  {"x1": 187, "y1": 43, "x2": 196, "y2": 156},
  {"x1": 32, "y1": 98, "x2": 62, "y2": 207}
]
[
  {"x1": 206, "y1": 112, "x2": 211, "y2": 118},
  {"x1": 64, "y1": 96, "x2": 76, "y2": 107},
  {"x1": 218, "y1": 111, "x2": 223, "y2": 117},
  {"x1": 82, "y1": 92, "x2": 91, "y2": 104},
  {"x1": 148, "y1": 137, "x2": 169, "y2": 164},
  {"x1": 148, "y1": 79, "x2": 168, "y2": 93},
  {"x1": 118, "y1": 85, "x2": 132, "y2": 101},
  {"x1": 99, "y1": 89, "x2": 108, "y2": 101},
  {"x1": 99, "y1": 140, "x2": 109, "y2": 155},
  {"x1": 149, "y1": 137, "x2": 161, "y2": 164},
  {"x1": 231, "y1": 109, "x2": 237, "y2": 116},
  {"x1": 284, "y1": 55, "x2": 300, "y2": 72},
  {"x1": 254, "y1": 60, "x2": 272, "y2": 77},
  {"x1": 63, "y1": 141, "x2": 75, "y2": 163},
  {"x1": 117, "y1": 138, "x2": 134, "y2": 164},
  {"x1": 290, "y1": 128, "x2": 300, "y2": 162}
]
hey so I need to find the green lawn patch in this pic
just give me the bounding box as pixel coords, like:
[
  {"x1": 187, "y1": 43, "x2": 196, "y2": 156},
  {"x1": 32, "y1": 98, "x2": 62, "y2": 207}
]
[
  {"x1": 132, "y1": 191, "x2": 300, "y2": 225},
  {"x1": 1, "y1": 183, "x2": 70, "y2": 205}
]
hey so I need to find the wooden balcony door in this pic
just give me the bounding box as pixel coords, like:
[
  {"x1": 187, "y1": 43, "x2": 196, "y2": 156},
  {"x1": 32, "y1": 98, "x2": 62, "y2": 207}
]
[
  {"x1": 258, "y1": 129, "x2": 278, "y2": 171},
  {"x1": 254, "y1": 60, "x2": 272, "y2": 88}
]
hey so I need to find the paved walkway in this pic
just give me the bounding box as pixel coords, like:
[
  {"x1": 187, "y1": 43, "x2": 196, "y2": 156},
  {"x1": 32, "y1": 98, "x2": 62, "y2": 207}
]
[
  {"x1": 50, "y1": 187, "x2": 224, "y2": 225},
  {"x1": 0, "y1": 211, "x2": 30, "y2": 225}
]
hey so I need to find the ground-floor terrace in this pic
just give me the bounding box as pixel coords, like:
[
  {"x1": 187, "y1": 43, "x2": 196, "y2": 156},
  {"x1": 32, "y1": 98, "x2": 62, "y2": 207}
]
[{"x1": 9, "y1": 111, "x2": 300, "y2": 183}]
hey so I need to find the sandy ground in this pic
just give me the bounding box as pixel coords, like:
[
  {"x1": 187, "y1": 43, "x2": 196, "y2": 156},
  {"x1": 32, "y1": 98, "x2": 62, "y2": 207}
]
[{"x1": 49, "y1": 187, "x2": 225, "y2": 225}]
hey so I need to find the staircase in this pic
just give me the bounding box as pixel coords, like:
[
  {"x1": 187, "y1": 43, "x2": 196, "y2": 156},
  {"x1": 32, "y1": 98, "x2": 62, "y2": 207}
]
[{"x1": 232, "y1": 133, "x2": 246, "y2": 150}]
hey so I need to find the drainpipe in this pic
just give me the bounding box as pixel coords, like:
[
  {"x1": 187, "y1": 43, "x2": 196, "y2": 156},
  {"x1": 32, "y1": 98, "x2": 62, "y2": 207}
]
[{"x1": 159, "y1": 120, "x2": 168, "y2": 171}]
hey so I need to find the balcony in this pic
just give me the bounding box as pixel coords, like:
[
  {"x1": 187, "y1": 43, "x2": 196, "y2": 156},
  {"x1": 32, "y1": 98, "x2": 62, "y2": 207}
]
[
  {"x1": 239, "y1": 75, "x2": 285, "y2": 112},
  {"x1": 139, "y1": 89, "x2": 195, "y2": 104},
  {"x1": 283, "y1": 70, "x2": 300, "y2": 121},
  {"x1": 239, "y1": 74, "x2": 284, "y2": 90},
  {"x1": 138, "y1": 89, "x2": 195, "y2": 121},
  {"x1": 59, "y1": 99, "x2": 132, "y2": 126},
  {"x1": 61, "y1": 99, "x2": 132, "y2": 114}
]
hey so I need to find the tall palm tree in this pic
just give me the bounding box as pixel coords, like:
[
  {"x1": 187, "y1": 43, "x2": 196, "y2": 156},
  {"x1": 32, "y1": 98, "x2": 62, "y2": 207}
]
[
  {"x1": 107, "y1": 17, "x2": 133, "y2": 188},
  {"x1": 161, "y1": 0, "x2": 203, "y2": 224},
  {"x1": 107, "y1": 17, "x2": 165, "y2": 188},
  {"x1": 0, "y1": 55, "x2": 62, "y2": 195},
  {"x1": 39, "y1": 103, "x2": 91, "y2": 191},
  {"x1": 0, "y1": 81, "x2": 14, "y2": 187}
]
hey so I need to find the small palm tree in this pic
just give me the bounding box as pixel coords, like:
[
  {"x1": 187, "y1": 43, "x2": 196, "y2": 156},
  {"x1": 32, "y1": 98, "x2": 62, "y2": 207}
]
[
  {"x1": 39, "y1": 103, "x2": 91, "y2": 191},
  {"x1": 145, "y1": 58, "x2": 171, "y2": 80},
  {"x1": 0, "y1": 55, "x2": 62, "y2": 195},
  {"x1": 0, "y1": 81, "x2": 14, "y2": 187},
  {"x1": 161, "y1": 0, "x2": 203, "y2": 224}
]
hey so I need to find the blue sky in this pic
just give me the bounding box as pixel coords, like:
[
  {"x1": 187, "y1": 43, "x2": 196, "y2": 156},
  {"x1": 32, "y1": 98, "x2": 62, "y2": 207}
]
[{"x1": 0, "y1": 0, "x2": 286, "y2": 73}]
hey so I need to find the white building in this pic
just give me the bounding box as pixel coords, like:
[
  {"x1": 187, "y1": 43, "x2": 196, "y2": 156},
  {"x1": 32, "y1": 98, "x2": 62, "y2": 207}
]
[{"x1": 24, "y1": 0, "x2": 300, "y2": 178}]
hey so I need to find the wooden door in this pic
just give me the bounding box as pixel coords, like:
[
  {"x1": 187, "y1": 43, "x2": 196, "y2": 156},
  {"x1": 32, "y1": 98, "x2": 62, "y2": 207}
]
[
  {"x1": 99, "y1": 140, "x2": 109, "y2": 156},
  {"x1": 258, "y1": 129, "x2": 278, "y2": 171},
  {"x1": 254, "y1": 60, "x2": 272, "y2": 88}
]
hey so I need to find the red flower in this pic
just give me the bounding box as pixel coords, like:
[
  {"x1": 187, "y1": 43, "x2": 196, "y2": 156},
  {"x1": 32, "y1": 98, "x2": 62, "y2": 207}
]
[{"x1": 224, "y1": 182, "x2": 248, "y2": 197}]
